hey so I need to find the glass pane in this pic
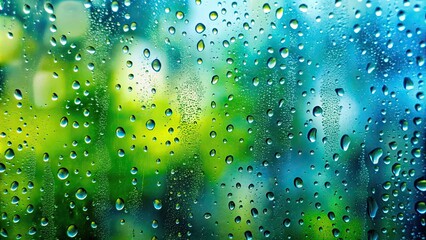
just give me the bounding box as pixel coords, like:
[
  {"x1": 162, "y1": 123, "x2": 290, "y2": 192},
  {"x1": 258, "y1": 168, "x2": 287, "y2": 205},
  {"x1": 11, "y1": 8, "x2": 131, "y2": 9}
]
[{"x1": 0, "y1": 0, "x2": 425, "y2": 239}]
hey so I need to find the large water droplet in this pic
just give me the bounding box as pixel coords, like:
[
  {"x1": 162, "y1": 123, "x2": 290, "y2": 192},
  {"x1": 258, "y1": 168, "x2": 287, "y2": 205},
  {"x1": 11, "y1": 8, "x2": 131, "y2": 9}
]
[
  {"x1": 367, "y1": 197, "x2": 378, "y2": 218},
  {"x1": 116, "y1": 127, "x2": 126, "y2": 138},
  {"x1": 368, "y1": 148, "x2": 383, "y2": 164},
  {"x1": 153, "y1": 199, "x2": 162, "y2": 210},
  {"x1": 197, "y1": 40, "x2": 205, "y2": 52},
  {"x1": 280, "y1": 47, "x2": 289, "y2": 58},
  {"x1": 4, "y1": 148, "x2": 15, "y2": 160},
  {"x1": 195, "y1": 23, "x2": 205, "y2": 33},
  {"x1": 294, "y1": 177, "x2": 304, "y2": 188},
  {"x1": 60, "y1": 117, "x2": 68, "y2": 127},
  {"x1": 276, "y1": 7, "x2": 283, "y2": 19},
  {"x1": 75, "y1": 188, "x2": 87, "y2": 200},
  {"x1": 57, "y1": 168, "x2": 69, "y2": 180},
  {"x1": 414, "y1": 178, "x2": 426, "y2": 192},
  {"x1": 14, "y1": 89, "x2": 22, "y2": 100},
  {"x1": 307, "y1": 128, "x2": 317, "y2": 142},
  {"x1": 66, "y1": 224, "x2": 78, "y2": 238},
  {"x1": 116, "y1": 198, "x2": 125, "y2": 211},
  {"x1": 403, "y1": 77, "x2": 414, "y2": 90},
  {"x1": 267, "y1": 57, "x2": 276, "y2": 68},
  {"x1": 415, "y1": 201, "x2": 426, "y2": 214},
  {"x1": 146, "y1": 119, "x2": 155, "y2": 130},
  {"x1": 340, "y1": 134, "x2": 351, "y2": 151},
  {"x1": 151, "y1": 59, "x2": 161, "y2": 72},
  {"x1": 313, "y1": 106, "x2": 323, "y2": 117}
]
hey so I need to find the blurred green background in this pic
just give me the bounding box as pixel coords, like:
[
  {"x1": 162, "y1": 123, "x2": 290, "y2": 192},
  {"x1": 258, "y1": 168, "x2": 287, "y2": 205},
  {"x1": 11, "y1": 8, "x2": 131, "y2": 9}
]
[{"x1": 0, "y1": 0, "x2": 425, "y2": 239}]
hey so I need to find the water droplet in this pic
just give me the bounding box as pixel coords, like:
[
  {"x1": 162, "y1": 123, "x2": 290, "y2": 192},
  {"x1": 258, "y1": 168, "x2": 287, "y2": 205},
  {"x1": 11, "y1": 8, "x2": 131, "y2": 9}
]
[
  {"x1": 276, "y1": 7, "x2": 283, "y2": 19},
  {"x1": 4, "y1": 148, "x2": 15, "y2": 160},
  {"x1": 280, "y1": 47, "x2": 289, "y2": 58},
  {"x1": 289, "y1": 19, "x2": 299, "y2": 29},
  {"x1": 153, "y1": 199, "x2": 162, "y2": 210},
  {"x1": 209, "y1": 11, "x2": 218, "y2": 21},
  {"x1": 368, "y1": 148, "x2": 383, "y2": 164},
  {"x1": 266, "y1": 192, "x2": 275, "y2": 201},
  {"x1": 60, "y1": 117, "x2": 68, "y2": 127},
  {"x1": 111, "y1": 1, "x2": 119, "y2": 12},
  {"x1": 143, "y1": 48, "x2": 150, "y2": 58},
  {"x1": 14, "y1": 89, "x2": 22, "y2": 100},
  {"x1": 165, "y1": 108, "x2": 173, "y2": 116},
  {"x1": 115, "y1": 198, "x2": 125, "y2": 211},
  {"x1": 313, "y1": 106, "x2": 323, "y2": 117},
  {"x1": 367, "y1": 197, "x2": 378, "y2": 218},
  {"x1": 225, "y1": 155, "x2": 233, "y2": 164},
  {"x1": 75, "y1": 188, "x2": 87, "y2": 200},
  {"x1": 195, "y1": 23, "x2": 205, "y2": 33},
  {"x1": 57, "y1": 168, "x2": 69, "y2": 180},
  {"x1": 414, "y1": 178, "x2": 426, "y2": 192},
  {"x1": 197, "y1": 40, "x2": 205, "y2": 52},
  {"x1": 335, "y1": 88, "x2": 345, "y2": 96},
  {"x1": 403, "y1": 77, "x2": 414, "y2": 90},
  {"x1": 391, "y1": 163, "x2": 401, "y2": 176},
  {"x1": 204, "y1": 212, "x2": 212, "y2": 219},
  {"x1": 151, "y1": 59, "x2": 161, "y2": 72},
  {"x1": 283, "y1": 218, "x2": 291, "y2": 227},
  {"x1": 66, "y1": 224, "x2": 78, "y2": 238},
  {"x1": 340, "y1": 134, "x2": 351, "y2": 151},
  {"x1": 267, "y1": 57, "x2": 276, "y2": 68},
  {"x1": 176, "y1": 11, "x2": 184, "y2": 20},
  {"x1": 307, "y1": 128, "x2": 317, "y2": 142},
  {"x1": 116, "y1": 127, "x2": 126, "y2": 138},
  {"x1": 415, "y1": 201, "x2": 426, "y2": 214},
  {"x1": 146, "y1": 119, "x2": 155, "y2": 130},
  {"x1": 299, "y1": 4, "x2": 308, "y2": 12},
  {"x1": 263, "y1": 3, "x2": 271, "y2": 13},
  {"x1": 366, "y1": 63, "x2": 376, "y2": 74},
  {"x1": 44, "y1": 3, "x2": 54, "y2": 14},
  {"x1": 23, "y1": 4, "x2": 31, "y2": 14},
  {"x1": 211, "y1": 75, "x2": 219, "y2": 85},
  {"x1": 294, "y1": 177, "x2": 303, "y2": 188}
]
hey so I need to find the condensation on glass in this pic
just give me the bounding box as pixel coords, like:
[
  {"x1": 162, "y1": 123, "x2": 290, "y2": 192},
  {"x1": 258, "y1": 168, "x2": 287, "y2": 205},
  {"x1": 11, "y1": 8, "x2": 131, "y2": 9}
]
[{"x1": 0, "y1": 0, "x2": 425, "y2": 239}]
